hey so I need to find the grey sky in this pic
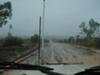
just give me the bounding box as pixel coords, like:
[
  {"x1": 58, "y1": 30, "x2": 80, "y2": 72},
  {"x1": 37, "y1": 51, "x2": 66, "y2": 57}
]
[{"x1": 0, "y1": 0, "x2": 100, "y2": 37}]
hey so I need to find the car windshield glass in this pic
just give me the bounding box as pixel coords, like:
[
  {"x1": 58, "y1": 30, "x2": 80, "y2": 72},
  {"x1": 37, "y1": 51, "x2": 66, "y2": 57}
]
[{"x1": 0, "y1": 0, "x2": 100, "y2": 75}]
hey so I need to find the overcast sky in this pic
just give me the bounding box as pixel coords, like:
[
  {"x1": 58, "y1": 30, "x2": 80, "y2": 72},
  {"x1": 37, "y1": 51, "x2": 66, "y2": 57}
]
[{"x1": 0, "y1": 0, "x2": 100, "y2": 37}]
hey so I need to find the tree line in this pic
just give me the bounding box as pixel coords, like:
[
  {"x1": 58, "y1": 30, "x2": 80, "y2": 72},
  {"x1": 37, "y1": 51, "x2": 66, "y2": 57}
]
[{"x1": 65, "y1": 19, "x2": 100, "y2": 49}]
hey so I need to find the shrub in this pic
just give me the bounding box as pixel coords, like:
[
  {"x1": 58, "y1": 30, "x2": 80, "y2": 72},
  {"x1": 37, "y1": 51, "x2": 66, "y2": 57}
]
[
  {"x1": 83, "y1": 37, "x2": 94, "y2": 47},
  {"x1": 31, "y1": 34, "x2": 39, "y2": 44},
  {"x1": 94, "y1": 38, "x2": 100, "y2": 49},
  {"x1": 3, "y1": 36, "x2": 23, "y2": 46}
]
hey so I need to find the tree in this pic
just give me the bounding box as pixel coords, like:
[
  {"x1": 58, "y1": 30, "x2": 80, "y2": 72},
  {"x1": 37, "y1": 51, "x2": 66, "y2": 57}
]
[
  {"x1": 79, "y1": 19, "x2": 100, "y2": 38},
  {"x1": 76, "y1": 35, "x2": 80, "y2": 44},
  {"x1": 0, "y1": 1, "x2": 12, "y2": 27},
  {"x1": 8, "y1": 24, "x2": 13, "y2": 37},
  {"x1": 68, "y1": 36, "x2": 75, "y2": 44},
  {"x1": 79, "y1": 19, "x2": 100, "y2": 47},
  {"x1": 31, "y1": 34, "x2": 39, "y2": 44}
]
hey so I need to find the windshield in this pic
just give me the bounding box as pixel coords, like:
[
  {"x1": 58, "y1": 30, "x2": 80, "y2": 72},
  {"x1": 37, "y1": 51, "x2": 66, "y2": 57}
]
[{"x1": 0, "y1": 0, "x2": 100, "y2": 75}]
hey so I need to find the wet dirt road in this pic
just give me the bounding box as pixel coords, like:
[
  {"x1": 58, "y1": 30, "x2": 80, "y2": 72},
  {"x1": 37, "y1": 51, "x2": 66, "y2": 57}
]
[{"x1": 2, "y1": 41, "x2": 100, "y2": 75}]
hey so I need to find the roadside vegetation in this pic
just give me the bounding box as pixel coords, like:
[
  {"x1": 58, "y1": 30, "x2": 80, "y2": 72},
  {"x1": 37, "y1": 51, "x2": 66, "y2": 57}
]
[
  {"x1": 0, "y1": 2, "x2": 39, "y2": 48},
  {"x1": 3, "y1": 34, "x2": 23, "y2": 47},
  {"x1": 0, "y1": 1, "x2": 41, "y2": 62},
  {"x1": 64, "y1": 18, "x2": 100, "y2": 49}
]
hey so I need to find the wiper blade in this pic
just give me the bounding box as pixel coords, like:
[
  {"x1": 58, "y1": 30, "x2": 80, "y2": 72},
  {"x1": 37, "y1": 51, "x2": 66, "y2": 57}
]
[
  {"x1": 0, "y1": 62, "x2": 66, "y2": 75},
  {"x1": 85, "y1": 66, "x2": 100, "y2": 72},
  {"x1": 75, "y1": 66, "x2": 100, "y2": 75},
  {"x1": 0, "y1": 62, "x2": 53, "y2": 71},
  {"x1": 41, "y1": 70, "x2": 65, "y2": 75}
]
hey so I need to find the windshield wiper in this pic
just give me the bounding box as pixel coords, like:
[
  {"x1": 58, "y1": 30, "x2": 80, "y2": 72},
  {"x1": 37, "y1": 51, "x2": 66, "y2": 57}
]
[
  {"x1": 41, "y1": 70, "x2": 65, "y2": 75},
  {"x1": 0, "y1": 62, "x2": 65, "y2": 75},
  {"x1": 0, "y1": 62, "x2": 53, "y2": 70},
  {"x1": 75, "y1": 66, "x2": 100, "y2": 75}
]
